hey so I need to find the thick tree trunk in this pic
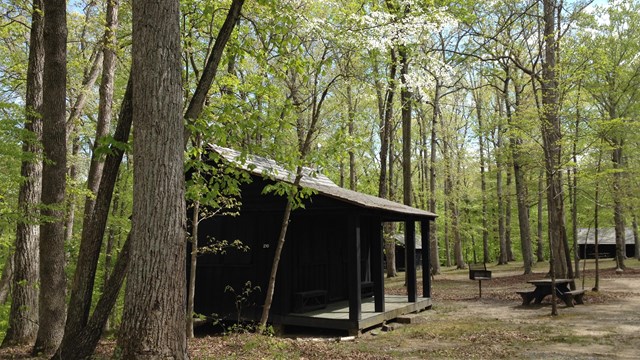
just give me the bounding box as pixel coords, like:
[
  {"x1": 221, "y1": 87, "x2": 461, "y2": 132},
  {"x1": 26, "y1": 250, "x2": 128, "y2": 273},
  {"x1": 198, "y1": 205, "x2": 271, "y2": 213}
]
[
  {"x1": 33, "y1": 0, "x2": 68, "y2": 354},
  {"x1": 118, "y1": 0, "x2": 187, "y2": 356},
  {"x1": 2, "y1": 0, "x2": 43, "y2": 347},
  {"x1": 541, "y1": 0, "x2": 570, "y2": 279},
  {"x1": 496, "y1": 123, "x2": 507, "y2": 265}
]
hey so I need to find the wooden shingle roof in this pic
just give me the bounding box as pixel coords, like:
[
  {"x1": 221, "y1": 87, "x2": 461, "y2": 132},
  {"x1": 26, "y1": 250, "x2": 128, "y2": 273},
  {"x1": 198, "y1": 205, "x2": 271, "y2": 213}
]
[{"x1": 209, "y1": 144, "x2": 437, "y2": 220}]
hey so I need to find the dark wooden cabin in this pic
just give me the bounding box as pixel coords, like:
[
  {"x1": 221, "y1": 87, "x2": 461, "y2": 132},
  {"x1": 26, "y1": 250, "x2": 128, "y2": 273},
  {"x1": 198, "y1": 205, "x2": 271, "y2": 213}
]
[
  {"x1": 391, "y1": 233, "x2": 423, "y2": 271},
  {"x1": 190, "y1": 145, "x2": 436, "y2": 334},
  {"x1": 577, "y1": 228, "x2": 636, "y2": 259}
]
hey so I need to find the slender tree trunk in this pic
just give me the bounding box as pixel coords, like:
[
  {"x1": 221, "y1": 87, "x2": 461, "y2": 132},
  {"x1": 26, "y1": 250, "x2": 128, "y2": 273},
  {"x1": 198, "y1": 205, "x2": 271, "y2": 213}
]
[
  {"x1": 429, "y1": 83, "x2": 441, "y2": 274},
  {"x1": 118, "y1": 0, "x2": 187, "y2": 356},
  {"x1": 537, "y1": 168, "x2": 545, "y2": 262},
  {"x1": 53, "y1": 234, "x2": 131, "y2": 360},
  {"x1": 62, "y1": 0, "x2": 119, "y2": 340},
  {"x1": 0, "y1": 255, "x2": 13, "y2": 304},
  {"x1": 56, "y1": 78, "x2": 132, "y2": 357},
  {"x1": 2, "y1": 0, "x2": 44, "y2": 347},
  {"x1": 33, "y1": 0, "x2": 68, "y2": 354},
  {"x1": 505, "y1": 73, "x2": 532, "y2": 272},
  {"x1": 183, "y1": 0, "x2": 245, "y2": 146},
  {"x1": 633, "y1": 214, "x2": 639, "y2": 260},
  {"x1": 474, "y1": 88, "x2": 490, "y2": 264},
  {"x1": 496, "y1": 122, "x2": 507, "y2": 265},
  {"x1": 612, "y1": 143, "x2": 626, "y2": 270},
  {"x1": 593, "y1": 149, "x2": 602, "y2": 292},
  {"x1": 571, "y1": 93, "x2": 581, "y2": 278},
  {"x1": 347, "y1": 85, "x2": 356, "y2": 191},
  {"x1": 506, "y1": 169, "x2": 515, "y2": 262},
  {"x1": 65, "y1": 138, "x2": 79, "y2": 244}
]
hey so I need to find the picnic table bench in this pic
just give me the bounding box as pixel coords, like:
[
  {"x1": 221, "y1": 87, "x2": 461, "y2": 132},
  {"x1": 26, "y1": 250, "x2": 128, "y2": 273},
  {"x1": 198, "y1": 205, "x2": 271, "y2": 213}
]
[{"x1": 517, "y1": 279, "x2": 585, "y2": 307}]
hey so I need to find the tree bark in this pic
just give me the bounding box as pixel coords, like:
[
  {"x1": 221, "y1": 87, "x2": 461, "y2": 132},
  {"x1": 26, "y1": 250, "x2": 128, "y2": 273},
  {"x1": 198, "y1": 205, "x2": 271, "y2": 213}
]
[
  {"x1": 118, "y1": 0, "x2": 187, "y2": 356},
  {"x1": 33, "y1": 0, "x2": 68, "y2": 354},
  {"x1": 474, "y1": 88, "x2": 490, "y2": 264},
  {"x1": 53, "y1": 234, "x2": 131, "y2": 360},
  {"x1": 536, "y1": 168, "x2": 545, "y2": 262},
  {"x1": 62, "y1": 0, "x2": 120, "y2": 341},
  {"x1": 505, "y1": 74, "x2": 533, "y2": 273},
  {"x1": 429, "y1": 82, "x2": 441, "y2": 274},
  {"x1": 633, "y1": 214, "x2": 639, "y2": 260},
  {"x1": 0, "y1": 255, "x2": 13, "y2": 305},
  {"x1": 2, "y1": 0, "x2": 44, "y2": 347},
  {"x1": 541, "y1": 0, "x2": 570, "y2": 279},
  {"x1": 55, "y1": 77, "x2": 133, "y2": 357}
]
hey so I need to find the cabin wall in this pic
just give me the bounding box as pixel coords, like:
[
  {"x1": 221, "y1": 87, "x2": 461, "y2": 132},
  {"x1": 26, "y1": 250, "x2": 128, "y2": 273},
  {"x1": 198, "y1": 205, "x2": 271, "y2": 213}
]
[{"x1": 192, "y1": 175, "x2": 376, "y2": 322}]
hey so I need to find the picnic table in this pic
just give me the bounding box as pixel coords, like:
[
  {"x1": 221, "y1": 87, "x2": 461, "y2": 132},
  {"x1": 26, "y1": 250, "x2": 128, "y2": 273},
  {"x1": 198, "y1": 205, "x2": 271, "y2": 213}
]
[{"x1": 517, "y1": 279, "x2": 585, "y2": 307}]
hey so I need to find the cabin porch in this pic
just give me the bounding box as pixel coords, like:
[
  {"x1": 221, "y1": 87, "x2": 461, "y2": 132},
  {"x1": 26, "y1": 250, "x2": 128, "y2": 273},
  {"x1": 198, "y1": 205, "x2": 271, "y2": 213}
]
[{"x1": 278, "y1": 295, "x2": 432, "y2": 335}]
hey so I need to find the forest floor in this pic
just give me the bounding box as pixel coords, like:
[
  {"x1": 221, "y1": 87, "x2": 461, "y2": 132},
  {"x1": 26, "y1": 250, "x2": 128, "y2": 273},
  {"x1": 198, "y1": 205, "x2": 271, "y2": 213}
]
[{"x1": 0, "y1": 258, "x2": 638, "y2": 359}]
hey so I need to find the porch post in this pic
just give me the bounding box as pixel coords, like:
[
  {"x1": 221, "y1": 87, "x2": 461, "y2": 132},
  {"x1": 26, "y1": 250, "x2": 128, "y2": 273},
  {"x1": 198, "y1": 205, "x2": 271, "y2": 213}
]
[
  {"x1": 406, "y1": 220, "x2": 417, "y2": 302},
  {"x1": 348, "y1": 215, "x2": 362, "y2": 321},
  {"x1": 371, "y1": 220, "x2": 385, "y2": 312},
  {"x1": 421, "y1": 220, "x2": 431, "y2": 298}
]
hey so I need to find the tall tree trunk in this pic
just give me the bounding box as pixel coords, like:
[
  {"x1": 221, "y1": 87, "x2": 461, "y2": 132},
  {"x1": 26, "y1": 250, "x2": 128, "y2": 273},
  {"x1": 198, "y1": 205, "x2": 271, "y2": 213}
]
[
  {"x1": 506, "y1": 169, "x2": 515, "y2": 262},
  {"x1": 399, "y1": 45, "x2": 411, "y2": 208},
  {"x1": 65, "y1": 138, "x2": 79, "y2": 244},
  {"x1": 62, "y1": 0, "x2": 119, "y2": 341},
  {"x1": 633, "y1": 214, "x2": 639, "y2": 260},
  {"x1": 56, "y1": 78, "x2": 133, "y2": 357},
  {"x1": 541, "y1": 0, "x2": 571, "y2": 279},
  {"x1": 571, "y1": 91, "x2": 581, "y2": 278},
  {"x1": 496, "y1": 121, "x2": 507, "y2": 265},
  {"x1": 612, "y1": 143, "x2": 626, "y2": 270},
  {"x1": 507, "y1": 76, "x2": 533, "y2": 274},
  {"x1": 33, "y1": 0, "x2": 68, "y2": 354},
  {"x1": 183, "y1": 0, "x2": 245, "y2": 146},
  {"x1": 0, "y1": 255, "x2": 13, "y2": 305},
  {"x1": 377, "y1": 50, "x2": 397, "y2": 278},
  {"x1": 536, "y1": 168, "x2": 545, "y2": 262},
  {"x1": 118, "y1": 0, "x2": 187, "y2": 356},
  {"x1": 347, "y1": 84, "x2": 356, "y2": 191},
  {"x1": 429, "y1": 82, "x2": 441, "y2": 274},
  {"x1": 2, "y1": 0, "x2": 44, "y2": 347},
  {"x1": 182, "y1": 0, "x2": 244, "y2": 338},
  {"x1": 474, "y1": 88, "x2": 490, "y2": 264},
  {"x1": 54, "y1": 234, "x2": 131, "y2": 360}
]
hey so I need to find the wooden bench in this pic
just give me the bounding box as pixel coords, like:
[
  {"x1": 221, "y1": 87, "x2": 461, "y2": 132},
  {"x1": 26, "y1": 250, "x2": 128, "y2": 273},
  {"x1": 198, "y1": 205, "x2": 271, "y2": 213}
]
[
  {"x1": 516, "y1": 290, "x2": 535, "y2": 305},
  {"x1": 564, "y1": 289, "x2": 585, "y2": 305},
  {"x1": 293, "y1": 290, "x2": 327, "y2": 313}
]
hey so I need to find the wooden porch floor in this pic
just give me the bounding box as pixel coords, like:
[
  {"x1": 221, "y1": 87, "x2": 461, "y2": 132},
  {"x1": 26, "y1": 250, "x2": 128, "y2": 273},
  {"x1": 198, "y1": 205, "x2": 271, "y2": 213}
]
[{"x1": 279, "y1": 295, "x2": 432, "y2": 334}]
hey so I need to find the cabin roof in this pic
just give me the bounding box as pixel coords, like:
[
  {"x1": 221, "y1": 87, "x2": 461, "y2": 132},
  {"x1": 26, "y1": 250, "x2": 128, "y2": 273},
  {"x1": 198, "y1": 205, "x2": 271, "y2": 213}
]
[
  {"x1": 577, "y1": 228, "x2": 635, "y2": 245},
  {"x1": 393, "y1": 233, "x2": 423, "y2": 250},
  {"x1": 209, "y1": 144, "x2": 437, "y2": 219}
]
